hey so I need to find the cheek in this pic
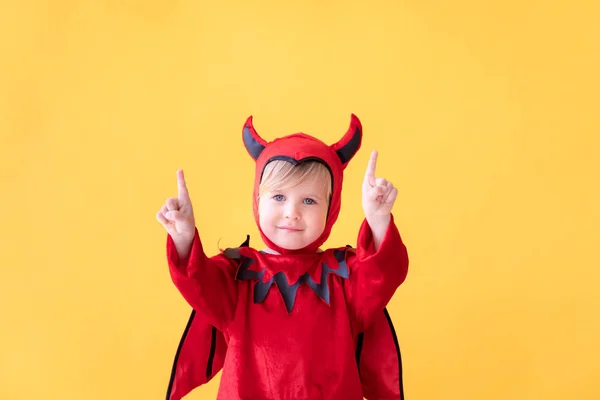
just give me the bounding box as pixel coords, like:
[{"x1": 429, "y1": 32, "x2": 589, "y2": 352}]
[
  {"x1": 310, "y1": 207, "x2": 328, "y2": 231},
  {"x1": 258, "y1": 200, "x2": 277, "y2": 225},
  {"x1": 257, "y1": 200, "x2": 268, "y2": 224},
  {"x1": 319, "y1": 213, "x2": 328, "y2": 230}
]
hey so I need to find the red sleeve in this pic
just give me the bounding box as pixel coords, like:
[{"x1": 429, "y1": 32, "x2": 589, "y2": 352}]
[
  {"x1": 166, "y1": 228, "x2": 239, "y2": 331},
  {"x1": 344, "y1": 214, "x2": 409, "y2": 333}
]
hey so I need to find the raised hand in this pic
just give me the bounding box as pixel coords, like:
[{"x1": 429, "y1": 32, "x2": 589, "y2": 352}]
[
  {"x1": 156, "y1": 169, "x2": 196, "y2": 245},
  {"x1": 362, "y1": 150, "x2": 398, "y2": 223}
]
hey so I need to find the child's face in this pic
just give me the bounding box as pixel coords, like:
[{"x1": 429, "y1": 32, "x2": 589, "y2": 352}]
[{"x1": 258, "y1": 178, "x2": 329, "y2": 251}]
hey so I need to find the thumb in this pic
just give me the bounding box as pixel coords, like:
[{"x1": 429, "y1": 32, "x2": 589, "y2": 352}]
[{"x1": 365, "y1": 185, "x2": 384, "y2": 202}]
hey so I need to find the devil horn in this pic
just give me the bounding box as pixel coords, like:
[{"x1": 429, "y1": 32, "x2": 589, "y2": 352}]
[
  {"x1": 332, "y1": 114, "x2": 362, "y2": 166},
  {"x1": 242, "y1": 116, "x2": 267, "y2": 160}
]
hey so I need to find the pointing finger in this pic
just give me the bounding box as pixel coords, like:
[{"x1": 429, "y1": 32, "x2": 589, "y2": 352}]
[
  {"x1": 177, "y1": 169, "x2": 191, "y2": 203},
  {"x1": 364, "y1": 150, "x2": 378, "y2": 186}
]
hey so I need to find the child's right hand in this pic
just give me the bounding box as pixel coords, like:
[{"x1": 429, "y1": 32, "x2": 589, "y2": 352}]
[{"x1": 156, "y1": 169, "x2": 196, "y2": 247}]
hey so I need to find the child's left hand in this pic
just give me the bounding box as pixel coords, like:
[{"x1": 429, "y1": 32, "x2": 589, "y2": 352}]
[{"x1": 362, "y1": 150, "x2": 398, "y2": 225}]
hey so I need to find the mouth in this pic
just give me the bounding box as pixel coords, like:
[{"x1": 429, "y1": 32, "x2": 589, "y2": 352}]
[{"x1": 277, "y1": 226, "x2": 304, "y2": 232}]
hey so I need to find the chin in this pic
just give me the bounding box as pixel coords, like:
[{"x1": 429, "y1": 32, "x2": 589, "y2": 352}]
[
  {"x1": 280, "y1": 242, "x2": 306, "y2": 251},
  {"x1": 274, "y1": 238, "x2": 309, "y2": 251}
]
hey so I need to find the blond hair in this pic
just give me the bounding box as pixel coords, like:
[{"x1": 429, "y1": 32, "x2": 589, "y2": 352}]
[{"x1": 259, "y1": 160, "x2": 332, "y2": 201}]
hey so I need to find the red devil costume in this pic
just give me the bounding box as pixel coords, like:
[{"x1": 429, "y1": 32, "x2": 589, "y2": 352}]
[{"x1": 164, "y1": 115, "x2": 409, "y2": 399}]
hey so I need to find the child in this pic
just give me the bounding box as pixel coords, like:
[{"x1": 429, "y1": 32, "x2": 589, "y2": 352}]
[{"x1": 156, "y1": 115, "x2": 409, "y2": 400}]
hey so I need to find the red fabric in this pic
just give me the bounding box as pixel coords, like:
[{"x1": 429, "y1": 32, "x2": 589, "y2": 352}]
[
  {"x1": 166, "y1": 215, "x2": 408, "y2": 400},
  {"x1": 166, "y1": 311, "x2": 226, "y2": 399},
  {"x1": 360, "y1": 309, "x2": 403, "y2": 399}
]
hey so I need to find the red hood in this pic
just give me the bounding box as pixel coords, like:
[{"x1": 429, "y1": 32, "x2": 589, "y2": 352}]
[{"x1": 242, "y1": 115, "x2": 363, "y2": 254}]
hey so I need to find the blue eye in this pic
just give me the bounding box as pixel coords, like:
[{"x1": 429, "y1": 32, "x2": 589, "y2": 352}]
[
  {"x1": 303, "y1": 198, "x2": 316, "y2": 205},
  {"x1": 273, "y1": 194, "x2": 285, "y2": 201}
]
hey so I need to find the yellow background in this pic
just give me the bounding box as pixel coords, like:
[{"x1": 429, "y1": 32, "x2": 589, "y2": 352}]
[{"x1": 1, "y1": 0, "x2": 598, "y2": 399}]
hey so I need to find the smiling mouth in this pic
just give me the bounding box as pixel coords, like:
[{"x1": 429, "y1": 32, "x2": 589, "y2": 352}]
[{"x1": 278, "y1": 227, "x2": 303, "y2": 232}]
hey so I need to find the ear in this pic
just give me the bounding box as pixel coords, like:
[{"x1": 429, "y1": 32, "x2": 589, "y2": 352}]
[
  {"x1": 242, "y1": 116, "x2": 267, "y2": 160},
  {"x1": 331, "y1": 114, "x2": 362, "y2": 167}
]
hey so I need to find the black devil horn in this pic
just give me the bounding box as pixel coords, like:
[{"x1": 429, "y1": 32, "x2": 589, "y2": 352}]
[
  {"x1": 242, "y1": 116, "x2": 266, "y2": 160},
  {"x1": 332, "y1": 114, "x2": 362, "y2": 166}
]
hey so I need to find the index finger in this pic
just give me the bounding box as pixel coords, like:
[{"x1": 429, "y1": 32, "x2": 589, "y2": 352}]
[
  {"x1": 364, "y1": 150, "x2": 378, "y2": 184},
  {"x1": 177, "y1": 169, "x2": 190, "y2": 202}
]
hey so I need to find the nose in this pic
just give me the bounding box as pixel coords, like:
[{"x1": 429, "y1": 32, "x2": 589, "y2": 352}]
[{"x1": 284, "y1": 202, "x2": 301, "y2": 220}]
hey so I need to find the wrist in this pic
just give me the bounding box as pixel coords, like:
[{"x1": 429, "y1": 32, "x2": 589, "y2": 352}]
[
  {"x1": 366, "y1": 214, "x2": 391, "y2": 252},
  {"x1": 172, "y1": 233, "x2": 194, "y2": 261},
  {"x1": 366, "y1": 214, "x2": 391, "y2": 231}
]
